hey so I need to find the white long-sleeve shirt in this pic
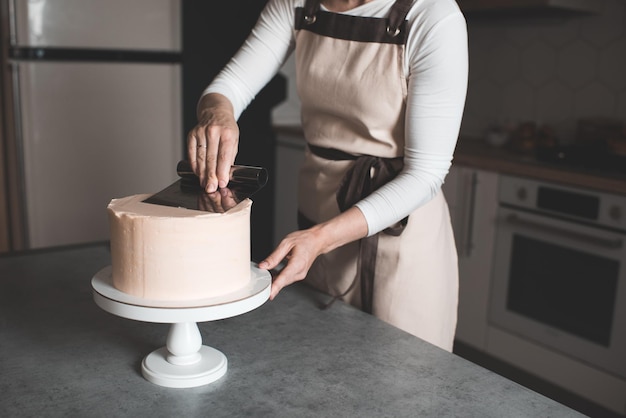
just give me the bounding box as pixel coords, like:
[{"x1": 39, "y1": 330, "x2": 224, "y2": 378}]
[{"x1": 203, "y1": 0, "x2": 468, "y2": 236}]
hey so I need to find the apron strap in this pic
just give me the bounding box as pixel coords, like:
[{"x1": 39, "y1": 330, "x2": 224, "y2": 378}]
[
  {"x1": 387, "y1": 0, "x2": 415, "y2": 37},
  {"x1": 299, "y1": 0, "x2": 414, "y2": 35},
  {"x1": 303, "y1": 0, "x2": 321, "y2": 24}
]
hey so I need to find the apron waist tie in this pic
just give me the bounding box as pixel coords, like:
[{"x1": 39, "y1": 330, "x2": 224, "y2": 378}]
[{"x1": 299, "y1": 144, "x2": 408, "y2": 313}]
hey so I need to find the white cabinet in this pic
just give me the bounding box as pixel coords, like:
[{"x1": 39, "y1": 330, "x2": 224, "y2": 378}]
[{"x1": 442, "y1": 165, "x2": 499, "y2": 349}]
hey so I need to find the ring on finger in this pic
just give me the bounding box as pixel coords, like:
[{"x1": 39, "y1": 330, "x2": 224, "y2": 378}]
[{"x1": 197, "y1": 144, "x2": 207, "y2": 148}]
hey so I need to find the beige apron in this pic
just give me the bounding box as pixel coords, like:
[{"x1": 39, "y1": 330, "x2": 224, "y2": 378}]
[{"x1": 294, "y1": 0, "x2": 458, "y2": 351}]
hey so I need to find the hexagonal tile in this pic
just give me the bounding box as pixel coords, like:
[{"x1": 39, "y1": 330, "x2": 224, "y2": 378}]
[
  {"x1": 462, "y1": 3, "x2": 626, "y2": 143},
  {"x1": 501, "y1": 80, "x2": 535, "y2": 122},
  {"x1": 466, "y1": 24, "x2": 499, "y2": 52},
  {"x1": 574, "y1": 82, "x2": 616, "y2": 119},
  {"x1": 464, "y1": 78, "x2": 502, "y2": 121},
  {"x1": 535, "y1": 80, "x2": 575, "y2": 126},
  {"x1": 616, "y1": 89, "x2": 626, "y2": 121},
  {"x1": 557, "y1": 40, "x2": 598, "y2": 88},
  {"x1": 458, "y1": 111, "x2": 484, "y2": 138},
  {"x1": 467, "y1": 30, "x2": 494, "y2": 82},
  {"x1": 505, "y1": 22, "x2": 540, "y2": 47},
  {"x1": 521, "y1": 41, "x2": 557, "y2": 87},
  {"x1": 580, "y1": 0, "x2": 625, "y2": 47},
  {"x1": 486, "y1": 40, "x2": 521, "y2": 86},
  {"x1": 598, "y1": 37, "x2": 626, "y2": 90},
  {"x1": 539, "y1": 19, "x2": 582, "y2": 48}
]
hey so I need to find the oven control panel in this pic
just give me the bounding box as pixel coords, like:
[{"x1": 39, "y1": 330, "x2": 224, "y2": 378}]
[{"x1": 498, "y1": 175, "x2": 626, "y2": 231}]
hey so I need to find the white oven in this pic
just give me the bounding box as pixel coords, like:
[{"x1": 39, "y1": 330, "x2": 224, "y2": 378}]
[{"x1": 489, "y1": 175, "x2": 626, "y2": 380}]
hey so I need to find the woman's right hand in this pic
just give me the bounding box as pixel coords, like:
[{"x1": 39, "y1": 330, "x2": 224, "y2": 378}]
[{"x1": 187, "y1": 93, "x2": 239, "y2": 193}]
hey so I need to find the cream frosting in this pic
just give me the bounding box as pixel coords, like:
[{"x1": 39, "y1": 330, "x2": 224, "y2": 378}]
[{"x1": 107, "y1": 194, "x2": 251, "y2": 301}]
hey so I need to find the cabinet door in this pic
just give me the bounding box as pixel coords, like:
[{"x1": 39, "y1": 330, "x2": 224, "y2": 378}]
[{"x1": 443, "y1": 166, "x2": 499, "y2": 349}]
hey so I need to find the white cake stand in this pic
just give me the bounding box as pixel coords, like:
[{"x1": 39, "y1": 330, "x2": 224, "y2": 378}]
[{"x1": 91, "y1": 264, "x2": 271, "y2": 388}]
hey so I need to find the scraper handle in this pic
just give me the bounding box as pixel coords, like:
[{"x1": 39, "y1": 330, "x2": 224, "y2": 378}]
[{"x1": 176, "y1": 160, "x2": 268, "y2": 187}]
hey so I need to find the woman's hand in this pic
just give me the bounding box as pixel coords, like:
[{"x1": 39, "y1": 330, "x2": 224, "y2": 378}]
[
  {"x1": 259, "y1": 207, "x2": 369, "y2": 300},
  {"x1": 260, "y1": 227, "x2": 325, "y2": 300},
  {"x1": 187, "y1": 93, "x2": 239, "y2": 193}
]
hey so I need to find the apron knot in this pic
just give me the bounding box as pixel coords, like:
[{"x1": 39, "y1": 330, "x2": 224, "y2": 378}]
[
  {"x1": 336, "y1": 154, "x2": 408, "y2": 235},
  {"x1": 303, "y1": 145, "x2": 408, "y2": 313}
]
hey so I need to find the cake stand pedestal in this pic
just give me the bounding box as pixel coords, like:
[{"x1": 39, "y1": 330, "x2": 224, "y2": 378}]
[{"x1": 91, "y1": 264, "x2": 271, "y2": 388}]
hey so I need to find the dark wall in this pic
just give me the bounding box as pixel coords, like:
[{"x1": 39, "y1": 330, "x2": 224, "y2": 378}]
[{"x1": 182, "y1": 1, "x2": 286, "y2": 261}]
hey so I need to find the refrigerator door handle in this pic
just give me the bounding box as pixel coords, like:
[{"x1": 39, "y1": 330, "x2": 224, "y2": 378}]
[
  {"x1": 8, "y1": 0, "x2": 17, "y2": 46},
  {"x1": 10, "y1": 62, "x2": 24, "y2": 164},
  {"x1": 9, "y1": 61, "x2": 29, "y2": 245}
]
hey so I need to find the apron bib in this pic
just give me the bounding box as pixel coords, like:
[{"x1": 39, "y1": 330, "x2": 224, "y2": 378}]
[{"x1": 294, "y1": 0, "x2": 458, "y2": 351}]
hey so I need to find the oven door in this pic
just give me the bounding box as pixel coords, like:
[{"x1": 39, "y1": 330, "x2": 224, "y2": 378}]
[{"x1": 489, "y1": 207, "x2": 626, "y2": 379}]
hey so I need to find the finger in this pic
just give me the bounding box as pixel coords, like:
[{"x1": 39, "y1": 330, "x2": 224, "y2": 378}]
[
  {"x1": 219, "y1": 187, "x2": 238, "y2": 211},
  {"x1": 207, "y1": 191, "x2": 224, "y2": 213},
  {"x1": 270, "y1": 280, "x2": 283, "y2": 300},
  {"x1": 258, "y1": 243, "x2": 292, "y2": 271},
  {"x1": 205, "y1": 126, "x2": 220, "y2": 193},
  {"x1": 269, "y1": 260, "x2": 306, "y2": 300},
  {"x1": 216, "y1": 130, "x2": 237, "y2": 189},
  {"x1": 196, "y1": 130, "x2": 209, "y2": 188},
  {"x1": 269, "y1": 265, "x2": 288, "y2": 300},
  {"x1": 187, "y1": 132, "x2": 199, "y2": 174},
  {"x1": 197, "y1": 193, "x2": 211, "y2": 211}
]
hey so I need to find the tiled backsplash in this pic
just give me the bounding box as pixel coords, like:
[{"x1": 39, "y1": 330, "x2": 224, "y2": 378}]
[
  {"x1": 272, "y1": 0, "x2": 626, "y2": 143},
  {"x1": 462, "y1": 0, "x2": 626, "y2": 142}
]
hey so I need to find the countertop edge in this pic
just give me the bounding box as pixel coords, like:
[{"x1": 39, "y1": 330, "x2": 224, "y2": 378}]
[{"x1": 453, "y1": 137, "x2": 626, "y2": 195}]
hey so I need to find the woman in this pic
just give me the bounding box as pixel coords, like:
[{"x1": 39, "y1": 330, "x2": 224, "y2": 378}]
[{"x1": 188, "y1": 0, "x2": 468, "y2": 351}]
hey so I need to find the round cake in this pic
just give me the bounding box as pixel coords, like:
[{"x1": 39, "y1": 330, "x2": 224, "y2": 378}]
[{"x1": 107, "y1": 194, "x2": 252, "y2": 301}]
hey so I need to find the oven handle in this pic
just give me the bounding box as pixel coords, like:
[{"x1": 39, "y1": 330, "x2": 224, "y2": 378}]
[{"x1": 505, "y1": 213, "x2": 624, "y2": 250}]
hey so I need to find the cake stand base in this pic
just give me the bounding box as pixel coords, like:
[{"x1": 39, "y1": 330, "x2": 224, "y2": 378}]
[
  {"x1": 141, "y1": 321, "x2": 228, "y2": 388},
  {"x1": 142, "y1": 346, "x2": 227, "y2": 388},
  {"x1": 91, "y1": 265, "x2": 271, "y2": 388}
]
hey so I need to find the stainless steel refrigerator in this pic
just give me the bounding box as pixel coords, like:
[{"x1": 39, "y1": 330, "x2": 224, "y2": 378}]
[{"x1": 0, "y1": 0, "x2": 183, "y2": 250}]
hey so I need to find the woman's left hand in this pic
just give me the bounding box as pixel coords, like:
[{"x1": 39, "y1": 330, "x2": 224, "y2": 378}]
[
  {"x1": 259, "y1": 227, "x2": 324, "y2": 300},
  {"x1": 259, "y1": 207, "x2": 369, "y2": 300}
]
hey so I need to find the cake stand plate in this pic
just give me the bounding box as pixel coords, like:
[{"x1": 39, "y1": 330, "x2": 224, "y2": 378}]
[{"x1": 91, "y1": 264, "x2": 271, "y2": 388}]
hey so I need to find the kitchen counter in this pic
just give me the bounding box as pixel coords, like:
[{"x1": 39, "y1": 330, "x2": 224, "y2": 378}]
[
  {"x1": 453, "y1": 136, "x2": 626, "y2": 196},
  {"x1": 0, "y1": 243, "x2": 583, "y2": 417}
]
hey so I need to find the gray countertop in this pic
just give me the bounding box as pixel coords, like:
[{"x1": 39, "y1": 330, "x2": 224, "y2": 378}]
[{"x1": 0, "y1": 244, "x2": 583, "y2": 417}]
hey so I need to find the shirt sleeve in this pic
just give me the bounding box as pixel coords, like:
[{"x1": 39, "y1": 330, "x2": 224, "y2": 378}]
[
  {"x1": 355, "y1": 10, "x2": 468, "y2": 236},
  {"x1": 201, "y1": 0, "x2": 296, "y2": 119}
]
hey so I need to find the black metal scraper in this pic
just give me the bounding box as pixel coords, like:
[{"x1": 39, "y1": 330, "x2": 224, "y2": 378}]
[{"x1": 143, "y1": 160, "x2": 268, "y2": 213}]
